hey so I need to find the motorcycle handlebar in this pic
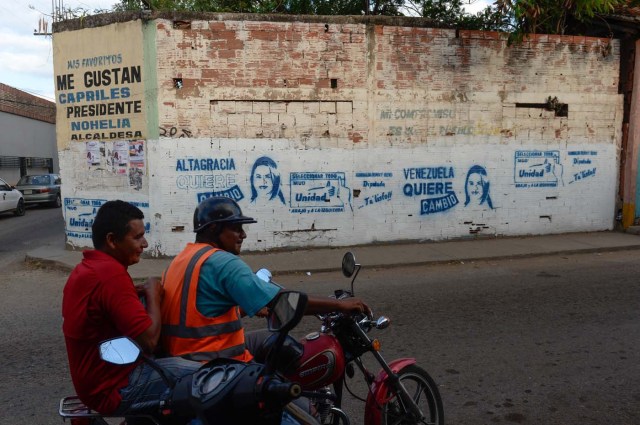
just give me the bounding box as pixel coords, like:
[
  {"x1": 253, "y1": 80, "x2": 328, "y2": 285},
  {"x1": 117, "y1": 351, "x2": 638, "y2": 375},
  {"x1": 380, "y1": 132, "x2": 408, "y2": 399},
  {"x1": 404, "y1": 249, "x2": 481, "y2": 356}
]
[{"x1": 264, "y1": 379, "x2": 302, "y2": 402}]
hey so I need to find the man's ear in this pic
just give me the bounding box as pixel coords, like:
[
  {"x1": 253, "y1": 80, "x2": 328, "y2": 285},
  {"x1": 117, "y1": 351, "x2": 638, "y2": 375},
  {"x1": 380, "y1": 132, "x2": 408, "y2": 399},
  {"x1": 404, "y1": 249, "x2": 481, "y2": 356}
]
[{"x1": 105, "y1": 232, "x2": 118, "y2": 250}]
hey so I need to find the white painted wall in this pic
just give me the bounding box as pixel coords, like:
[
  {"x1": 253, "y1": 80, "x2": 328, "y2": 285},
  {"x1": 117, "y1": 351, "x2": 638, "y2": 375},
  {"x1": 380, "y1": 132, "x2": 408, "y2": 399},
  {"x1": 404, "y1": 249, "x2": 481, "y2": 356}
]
[{"x1": 138, "y1": 137, "x2": 617, "y2": 255}]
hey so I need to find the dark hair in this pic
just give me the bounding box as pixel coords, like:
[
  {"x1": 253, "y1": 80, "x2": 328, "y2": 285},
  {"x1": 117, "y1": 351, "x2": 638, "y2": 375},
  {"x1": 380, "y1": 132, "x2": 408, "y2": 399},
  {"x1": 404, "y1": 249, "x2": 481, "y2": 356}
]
[{"x1": 92, "y1": 200, "x2": 144, "y2": 249}]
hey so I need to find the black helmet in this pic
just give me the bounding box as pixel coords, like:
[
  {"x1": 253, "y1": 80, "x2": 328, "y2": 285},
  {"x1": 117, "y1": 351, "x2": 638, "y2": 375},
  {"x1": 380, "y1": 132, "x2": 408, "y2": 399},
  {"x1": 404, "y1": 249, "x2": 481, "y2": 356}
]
[{"x1": 193, "y1": 197, "x2": 257, "y2": 233}]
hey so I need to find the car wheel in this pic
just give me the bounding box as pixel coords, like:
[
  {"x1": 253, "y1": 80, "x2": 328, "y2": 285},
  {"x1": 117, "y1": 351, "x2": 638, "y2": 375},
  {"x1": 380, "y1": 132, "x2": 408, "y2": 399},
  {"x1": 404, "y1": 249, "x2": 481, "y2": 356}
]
[
  {"x1": 51, "y1": 193, "x2": 62, "y2": 208},
  {"x1": 14, "y1": 199, "x2": 25, "y2": 216}
]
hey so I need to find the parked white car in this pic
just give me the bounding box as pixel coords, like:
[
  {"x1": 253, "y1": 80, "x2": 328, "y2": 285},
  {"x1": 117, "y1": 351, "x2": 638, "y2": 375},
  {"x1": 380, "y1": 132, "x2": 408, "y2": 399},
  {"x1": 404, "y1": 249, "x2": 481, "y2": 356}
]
[{"x1": 0, "y1": 177, "x2": 25, "y2": 216}]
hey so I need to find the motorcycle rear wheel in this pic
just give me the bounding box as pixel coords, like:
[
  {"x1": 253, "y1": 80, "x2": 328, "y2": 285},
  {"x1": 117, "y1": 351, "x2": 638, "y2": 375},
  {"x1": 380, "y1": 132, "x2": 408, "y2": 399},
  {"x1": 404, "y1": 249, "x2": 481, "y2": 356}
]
[{"x1": 380, "y1": 364, "x2": 444, "y2": 425}]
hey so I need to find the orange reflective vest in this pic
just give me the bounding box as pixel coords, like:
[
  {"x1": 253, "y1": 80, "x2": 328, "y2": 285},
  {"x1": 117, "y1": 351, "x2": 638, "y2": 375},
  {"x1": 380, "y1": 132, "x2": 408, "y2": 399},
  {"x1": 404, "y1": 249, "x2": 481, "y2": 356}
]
[{"x1": 160, "y1": 243, "x2": 252, "y2": 362}]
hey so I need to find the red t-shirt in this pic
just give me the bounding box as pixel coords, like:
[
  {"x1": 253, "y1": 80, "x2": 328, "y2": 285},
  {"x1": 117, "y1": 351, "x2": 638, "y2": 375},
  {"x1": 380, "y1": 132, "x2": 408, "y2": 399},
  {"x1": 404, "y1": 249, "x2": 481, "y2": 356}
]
[{"x1": 62, "y1": 250, "x2": 152, "y2": 414}]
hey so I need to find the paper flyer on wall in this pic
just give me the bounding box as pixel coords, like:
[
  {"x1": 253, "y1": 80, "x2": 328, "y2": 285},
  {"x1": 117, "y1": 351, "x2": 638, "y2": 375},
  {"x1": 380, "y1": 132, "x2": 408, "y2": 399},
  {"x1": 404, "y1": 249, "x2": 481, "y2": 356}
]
[
  {"x1": 112, "y1": 140, "x2": 130, "y2": 175},
  {"x1": 85, "y1": 141, "x2": 103, "y2": 168}
]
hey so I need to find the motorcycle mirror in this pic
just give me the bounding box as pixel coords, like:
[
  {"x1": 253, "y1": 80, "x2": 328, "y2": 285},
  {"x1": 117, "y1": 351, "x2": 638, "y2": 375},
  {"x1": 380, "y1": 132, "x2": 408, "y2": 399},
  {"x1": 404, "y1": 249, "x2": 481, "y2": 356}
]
[
  {"x1": 99, "y1": 337, "x2": 141, "y2": 365},
  {"x1": 256, "y1": 268, "x2": 273, "y2": 283},
  {"x1": 342, "y1": 252, "x2": 361, "y2": 295},
  {"x1": 268, "y1": 291, "x2": 308, "y2": 333},
  {"x1": 341, "y1": 252, "x2": 357, "y2": 277}
]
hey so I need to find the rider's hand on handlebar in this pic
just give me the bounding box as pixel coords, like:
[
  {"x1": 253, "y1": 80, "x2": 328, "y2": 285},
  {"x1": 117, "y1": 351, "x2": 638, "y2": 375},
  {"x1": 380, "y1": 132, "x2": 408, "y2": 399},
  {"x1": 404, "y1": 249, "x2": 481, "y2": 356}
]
[{"x1": 337, "y1": 297, "x2": 372, "y2": 318}]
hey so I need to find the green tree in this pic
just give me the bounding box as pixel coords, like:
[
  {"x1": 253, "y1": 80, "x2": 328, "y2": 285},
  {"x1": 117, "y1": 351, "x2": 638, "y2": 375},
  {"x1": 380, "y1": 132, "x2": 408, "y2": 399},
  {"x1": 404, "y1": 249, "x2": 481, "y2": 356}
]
[
  {"x1": 112, "y1": 0, "x2": 639, "y2": 40},
  {"x1": 494, "y1": 0, "x2": 640, "y2": 41},
  {"x1": 402, "y1": 0, "x2": 506, "y2": 30},
  {"x1": 114, "y1": 0, "x2": 405, "y2": 14}
]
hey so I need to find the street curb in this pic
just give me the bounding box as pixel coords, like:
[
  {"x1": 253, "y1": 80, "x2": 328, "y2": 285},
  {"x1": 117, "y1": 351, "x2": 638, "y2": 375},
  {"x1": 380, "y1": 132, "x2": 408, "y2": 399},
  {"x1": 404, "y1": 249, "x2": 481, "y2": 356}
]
[
  {"x1": 260, "y1": 244, "x2": 640, "y2": 275},
  {"x1": 24, "y1": 254, "x2": 74, "y2": 273},
  {"x1": 25, "y1": 243, "x2": 640, "y2": 277}
]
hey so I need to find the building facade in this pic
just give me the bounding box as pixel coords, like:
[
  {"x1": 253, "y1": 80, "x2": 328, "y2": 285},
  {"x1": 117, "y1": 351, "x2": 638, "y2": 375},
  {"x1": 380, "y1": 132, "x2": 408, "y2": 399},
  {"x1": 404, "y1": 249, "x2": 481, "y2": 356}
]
[
  {"x1": 53, "y1": 13, "x2": 624, "y2": 255},
  {"x1": 0, "y1": 83, "x2": 57, "y2": 184}
]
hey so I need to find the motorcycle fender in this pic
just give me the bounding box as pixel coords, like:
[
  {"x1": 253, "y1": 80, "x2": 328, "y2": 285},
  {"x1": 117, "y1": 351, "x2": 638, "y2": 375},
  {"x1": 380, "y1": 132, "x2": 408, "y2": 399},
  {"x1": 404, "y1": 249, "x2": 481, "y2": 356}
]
[{"x1": 364, "y1": 358, "x2": 416, "y2": 425}]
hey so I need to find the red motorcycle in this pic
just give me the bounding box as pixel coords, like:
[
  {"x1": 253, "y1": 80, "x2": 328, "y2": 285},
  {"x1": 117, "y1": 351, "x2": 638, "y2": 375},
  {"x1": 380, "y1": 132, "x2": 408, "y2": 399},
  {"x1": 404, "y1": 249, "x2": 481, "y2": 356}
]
[{"x1": 261, "y1": 252, "x2": 444, "y2": 425}]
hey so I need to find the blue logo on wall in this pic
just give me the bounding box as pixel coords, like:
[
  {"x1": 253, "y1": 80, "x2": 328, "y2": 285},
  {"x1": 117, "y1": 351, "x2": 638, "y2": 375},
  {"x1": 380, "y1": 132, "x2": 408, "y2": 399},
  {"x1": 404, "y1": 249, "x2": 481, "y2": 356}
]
[
  {"x1": 514, "y1": 151, "x2": 564, "y2": 188},
  {"x1": 289, "y1": 172, "x2": 352, "y2": 213}
]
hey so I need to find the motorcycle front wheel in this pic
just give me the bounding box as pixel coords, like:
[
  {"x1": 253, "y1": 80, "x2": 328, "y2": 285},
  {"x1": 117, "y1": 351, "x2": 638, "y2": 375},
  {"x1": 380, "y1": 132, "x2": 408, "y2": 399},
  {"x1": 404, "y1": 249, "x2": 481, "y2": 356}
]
[{"x1": 380, "y1": 364, "x2": 444, "y2": 425}]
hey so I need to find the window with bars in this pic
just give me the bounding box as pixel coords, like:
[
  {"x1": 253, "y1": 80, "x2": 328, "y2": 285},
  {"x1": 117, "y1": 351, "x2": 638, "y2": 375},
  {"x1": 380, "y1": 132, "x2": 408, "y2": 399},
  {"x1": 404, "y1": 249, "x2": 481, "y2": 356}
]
[
  {"x1": 0, "y1": 156, "x2": 20, "y2": 168},
  {"x1": 0, "y1": 156, "x2": 52, "y2": 170},
  {"x1": 26, "y1": 157, "x2": 50, "y2": 168}
]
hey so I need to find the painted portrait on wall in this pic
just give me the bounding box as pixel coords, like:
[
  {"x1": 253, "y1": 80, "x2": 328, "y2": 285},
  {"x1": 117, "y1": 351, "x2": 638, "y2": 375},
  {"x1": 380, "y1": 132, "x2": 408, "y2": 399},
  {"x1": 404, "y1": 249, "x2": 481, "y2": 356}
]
[
  {"x1": 464, "y1": 165, "x2": 494, "y2": 209},
  {"x1": 250, "y1": 156, "x2": 286, "y2": 204}
]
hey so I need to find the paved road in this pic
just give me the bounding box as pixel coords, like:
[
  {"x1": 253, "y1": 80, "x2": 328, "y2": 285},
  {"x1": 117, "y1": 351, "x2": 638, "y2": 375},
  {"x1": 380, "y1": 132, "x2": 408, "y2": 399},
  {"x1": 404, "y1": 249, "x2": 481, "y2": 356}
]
[
  {"x1": 253, "y1": 250, "x2": 640, "y2": 425},
  {"x1": 0, "y1": 206, "x2": 64, "y2": 268},
  {"x1": 1, "y1": 247, "x2": 639, "y2": 424}
]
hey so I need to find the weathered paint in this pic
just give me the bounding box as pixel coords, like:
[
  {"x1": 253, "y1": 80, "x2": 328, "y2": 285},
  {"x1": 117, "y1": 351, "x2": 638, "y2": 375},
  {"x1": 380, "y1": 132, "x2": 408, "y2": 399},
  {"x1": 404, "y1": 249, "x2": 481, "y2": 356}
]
[
  {"x1": 143, "y1": 20, "x2": 160, "y2": 140},
  {"x1": 52, "y1": 15, "x2": 624, "y2": 254},
  {"x1": 52, "y1": 20, "x2": 147, "y2": 149}
]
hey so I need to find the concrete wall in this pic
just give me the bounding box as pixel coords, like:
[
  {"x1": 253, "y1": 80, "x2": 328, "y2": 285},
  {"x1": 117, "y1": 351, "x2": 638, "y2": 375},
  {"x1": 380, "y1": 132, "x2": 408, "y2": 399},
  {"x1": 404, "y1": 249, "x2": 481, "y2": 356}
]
[
  {"x1": 0, "y1": 84, "x2": 57, "y2": 184},
  {"x1": 53, "y1": 15, "x2": 623, "y2": 255}
]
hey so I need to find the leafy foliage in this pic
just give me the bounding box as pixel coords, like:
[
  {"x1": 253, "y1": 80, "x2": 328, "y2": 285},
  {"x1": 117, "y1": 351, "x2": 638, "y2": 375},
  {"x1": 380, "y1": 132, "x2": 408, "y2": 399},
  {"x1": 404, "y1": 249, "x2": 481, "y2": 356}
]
[
  {"x1": 110, "y1": 0, "x2": 640, "y2": 42},
  {"x1": 113, "y1": 0, "x2": 405, "y2": 14},
  {"x1": 494, "y1": 0, "x2": 640, "y2": 42}
]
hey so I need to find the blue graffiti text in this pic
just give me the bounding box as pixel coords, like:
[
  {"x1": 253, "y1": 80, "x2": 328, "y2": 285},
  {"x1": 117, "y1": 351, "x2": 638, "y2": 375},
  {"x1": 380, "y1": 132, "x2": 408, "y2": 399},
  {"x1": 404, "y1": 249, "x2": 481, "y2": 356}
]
[
  {"x1": 572, "y1": 168, "x2": 596, "y2": 182},
  {"x1": 364, "y1": 191, "x2": 392, "y2": 206},
  {"x1": 355, "y1": 172, "x2": 393, "y2": 178},
  {"x1": 404, "y1": 167, "x2": 454, "y2": 180},
  {"x1": 296, "y1": 193, "x2": 328, "y2": 202},
  {"x1": 69, "y1": 217, "x2": 93, "y2": 228},
  {"x1": 66, "y1": 232, "x2": 92, "y2": 239},
  {"x1": 197, "y1": 185, "x2": 244, "y2": 202},
  {"x1": 71, "y1": 119, "x2": 130, "y2": 131},
  {"x1": 573, "y1": 158, "x2": 592, "y2": 164},
  {"x1": 404, "y1": 181, "x2": 453, "y2": 197},
  {"x1": 421, "y1": 193, "x2": 459, "y2": 215},
  {"x1": 176, "y1": 158, "x2": 236, "y2": 172},
  {"x1": 176, "y1": 174, "x2": 236, "y2": 190},
  {"x1": 568, "y1": 151, "x2": 597, "y2": 156}
]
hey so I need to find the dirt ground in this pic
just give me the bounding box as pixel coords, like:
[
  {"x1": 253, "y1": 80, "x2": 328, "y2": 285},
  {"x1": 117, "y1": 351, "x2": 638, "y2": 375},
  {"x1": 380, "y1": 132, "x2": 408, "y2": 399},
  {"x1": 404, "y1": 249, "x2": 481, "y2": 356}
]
[{"x1": 0, "y1": 263, "x2": 72, "y2": 424}]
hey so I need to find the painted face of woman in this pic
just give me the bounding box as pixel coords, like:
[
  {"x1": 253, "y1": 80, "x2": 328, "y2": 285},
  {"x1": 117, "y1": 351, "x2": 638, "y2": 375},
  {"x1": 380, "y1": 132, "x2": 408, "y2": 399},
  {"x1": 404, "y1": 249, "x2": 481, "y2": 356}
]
[
  {"x1": 467, "y1": 173, "x2": 484, "y2": 203},
  {"x1": 253, "y1": 165, "x2": 274, "y2": 197}
]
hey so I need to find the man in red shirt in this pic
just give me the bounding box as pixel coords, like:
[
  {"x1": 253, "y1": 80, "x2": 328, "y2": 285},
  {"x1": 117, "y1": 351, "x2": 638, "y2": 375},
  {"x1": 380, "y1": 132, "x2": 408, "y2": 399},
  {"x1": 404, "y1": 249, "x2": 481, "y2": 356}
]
[{"x1": 62, "y1": 200, "x2": 200, "y2": 415}]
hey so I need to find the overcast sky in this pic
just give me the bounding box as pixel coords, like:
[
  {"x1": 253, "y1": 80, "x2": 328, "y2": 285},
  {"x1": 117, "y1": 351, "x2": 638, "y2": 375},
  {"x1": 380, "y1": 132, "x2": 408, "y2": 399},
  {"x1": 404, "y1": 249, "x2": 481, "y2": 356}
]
[
  {"x1": 0, "y1": 0, "x2": 115, "y2": 101},
  {"x1": 0, "y1": 0, "x2": 491, "y2": 103}
]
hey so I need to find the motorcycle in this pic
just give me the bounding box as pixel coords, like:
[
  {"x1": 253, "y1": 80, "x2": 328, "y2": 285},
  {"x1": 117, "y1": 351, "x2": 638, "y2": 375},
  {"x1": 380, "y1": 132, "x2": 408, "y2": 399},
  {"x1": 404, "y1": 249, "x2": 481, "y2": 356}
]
[
  {"x1": 258, "y1": 252, "x2": 444, "y2": 425},
  {"x1": 59, "y1": 291, "x2": 320, "y2": 425}
]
